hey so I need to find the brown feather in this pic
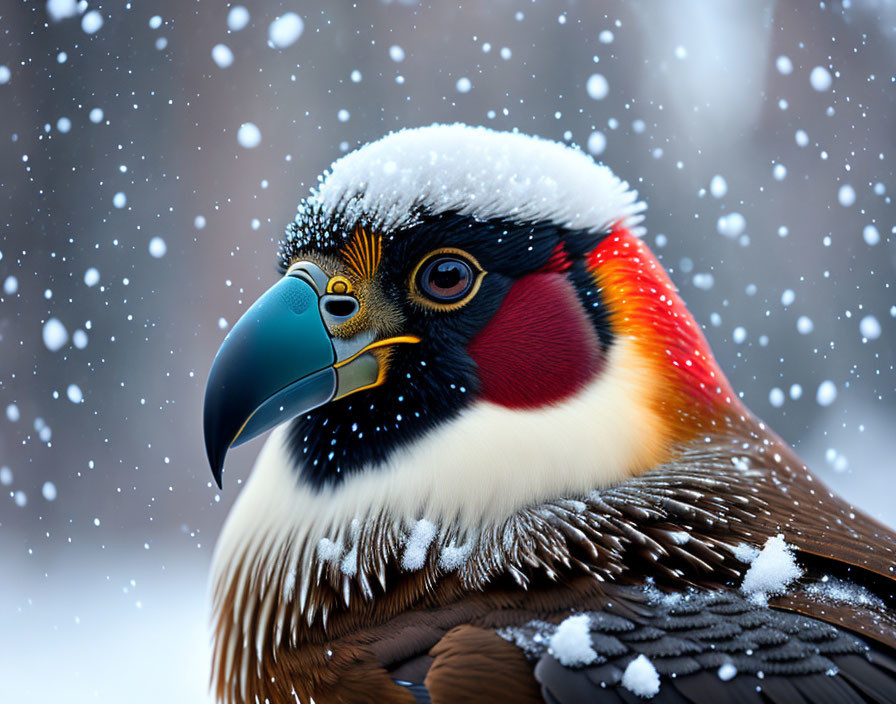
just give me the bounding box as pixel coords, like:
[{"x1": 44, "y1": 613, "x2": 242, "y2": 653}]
[
  {"x1": 425, "y1": 625, "x2": 544, "y2": 703},
  {"x1": 212, "y1": 413, "x2": 896, "y2": 702}
]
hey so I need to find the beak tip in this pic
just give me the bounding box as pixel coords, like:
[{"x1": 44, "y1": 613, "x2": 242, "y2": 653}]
[{"x1": 207, "y1": 443, "x2": 226, "y2": 490}]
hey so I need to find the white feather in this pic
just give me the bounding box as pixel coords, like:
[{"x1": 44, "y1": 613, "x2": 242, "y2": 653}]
[{"x1": 211, "y1": 338, "x2": 665, "y2": 651}]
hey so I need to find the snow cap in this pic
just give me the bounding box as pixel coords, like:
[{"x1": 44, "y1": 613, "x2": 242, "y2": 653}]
[{"x1": 303, "y1": 123, "x2": 645, "y2": 235}]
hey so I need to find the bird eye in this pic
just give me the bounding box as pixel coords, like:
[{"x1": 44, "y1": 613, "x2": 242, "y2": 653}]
[
  {"x1": 420, "y1": 257, "x2": 473, "y2": 301},
  {"x1": 411, "y1": 248, "x2": 485, "y2": 310}
]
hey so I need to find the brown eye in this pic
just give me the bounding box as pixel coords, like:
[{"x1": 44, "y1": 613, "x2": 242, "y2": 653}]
[{"x1": 418, "y1": 256, "x2": 474, "y2": 302}]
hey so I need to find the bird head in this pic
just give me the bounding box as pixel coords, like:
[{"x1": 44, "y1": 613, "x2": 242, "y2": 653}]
[{"x1": 203, "y1": 124, "x2": 739, "y2": 521}]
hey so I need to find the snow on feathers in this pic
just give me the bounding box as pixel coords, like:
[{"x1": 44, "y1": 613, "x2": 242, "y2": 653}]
[{"x1": 301, "y1": 123, "x2": 645, "y2": 236}]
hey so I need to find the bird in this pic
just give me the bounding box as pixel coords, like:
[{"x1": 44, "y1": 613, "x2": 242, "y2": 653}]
[{"x1": 202, "y1": 124, "x2": 896, "y2": 704}]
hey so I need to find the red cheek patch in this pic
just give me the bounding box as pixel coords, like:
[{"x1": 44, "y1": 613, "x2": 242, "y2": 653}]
[{"x1": 466, "y1": 273, "x2": 602, "y2": 409}]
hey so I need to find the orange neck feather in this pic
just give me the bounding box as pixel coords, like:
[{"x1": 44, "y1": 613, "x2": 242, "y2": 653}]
[{"x1": 589, "y1": 228, "x2": 742, "y2": 445}]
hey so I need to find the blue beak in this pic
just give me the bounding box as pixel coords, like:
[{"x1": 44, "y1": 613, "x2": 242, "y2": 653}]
[{"x1": 203, "y1": 276, "x2": 336, "y2": 488}]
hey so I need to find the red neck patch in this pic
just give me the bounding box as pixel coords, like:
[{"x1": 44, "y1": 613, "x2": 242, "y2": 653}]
[{"x1": 467, "y1": 272, "x2": 602, "y2": 409}]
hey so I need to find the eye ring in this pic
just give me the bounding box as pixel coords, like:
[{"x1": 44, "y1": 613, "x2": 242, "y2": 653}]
[{"x1": 410, "y1": 248, "x2": 485, "y2": 311}]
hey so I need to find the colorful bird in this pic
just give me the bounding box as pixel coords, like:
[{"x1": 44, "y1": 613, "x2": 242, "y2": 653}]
[{"x1": 203, "y1": 124, "x2": 896, "y2": 703}]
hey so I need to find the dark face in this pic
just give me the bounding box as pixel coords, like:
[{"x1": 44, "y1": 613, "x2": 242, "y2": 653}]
[{"x1": 204, "y1": 208, "x2": 614, "y2": 489}]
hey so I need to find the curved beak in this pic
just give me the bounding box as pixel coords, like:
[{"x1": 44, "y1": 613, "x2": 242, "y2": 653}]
[
  {"x1": 203, "y1": 270, "x2": 420, "y2": 488},
  {"x1": 203, "y1": 276, "x2": 336, "y2": 488}
]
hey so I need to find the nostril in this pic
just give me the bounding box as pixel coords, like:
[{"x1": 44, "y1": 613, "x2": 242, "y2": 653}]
[{"x1": 323, "y1": 296, "x2": 359, "y2": 319}]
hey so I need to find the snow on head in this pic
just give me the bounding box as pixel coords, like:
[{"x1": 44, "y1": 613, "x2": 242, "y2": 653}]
[
  {"x1": 304, "y1": 124, "x2": 644, "y2": 238},
  {"x1": 549, "y1": 614, "x2": 597, "y2": 667},
  {"x1": 740, "y1": 534, "x2": 803, "y2": 605},
  {"x1": 621, "y1": 654, "x2": 661, "y2": 698}
]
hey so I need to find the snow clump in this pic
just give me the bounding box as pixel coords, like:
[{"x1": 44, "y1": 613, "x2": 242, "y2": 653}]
[
  {"x1": 740, "y1": 534, "x2": 803, "y2": 605},
  {"x1": 549, "y1": 614, "x2": 597, "y2": 666},
  {"x1": 622, "y1": 654, "x2": 661, "y2": 698},
  {"x1": 401, "y1": 519, "x2": 437, "y2": 570}
]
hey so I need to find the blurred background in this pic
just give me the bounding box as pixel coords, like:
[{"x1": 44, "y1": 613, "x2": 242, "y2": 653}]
[{"x1": 1, "y1": 1, "x2": 893, "y2": 701}]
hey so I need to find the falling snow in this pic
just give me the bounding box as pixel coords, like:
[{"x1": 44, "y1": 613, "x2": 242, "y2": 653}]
[
  {"x1": 2, "y1": 5, "x2": 894, "y2": 702},
  {"x1": 838, "y1": 184, "x2": 856, "y2": 207},
  {"x1": 586, "y1": 73, "x2": 609, "y2": 100},
  {"x1": 586, "y1": 130, "x2": 607, "y2": 156},
  {"x1": 227, "y1": 6, "x2": 250, "y2": 32},
  {"x1": 716, "y1": 212, "x2": 745, "y2": 239},
  {"x1": 148, "y1": 237, "x2": 168, "y2": 258},
  {"x1": 42, "y1": 318, "x2": 68, "y2": 351},
  {"x1": 862, "y1": 225, "x2": 880, "y2": 246},
  {"x1": 268, "y1": 13, "x2": 304, "y2": 49},
  {"x1": 237, "y1": 122, "x2": 261, "y2": 148},
  {"x1": 816, "y1": 380, "x2": 838, "y2": 407},
  {"x1": 809, "y1": 65, "x2": 832, "y2": 91},
  {"x1": 47, "y1": 0, "x2": 78, "y2": 22},
  {"x1": 212, "y1": 44, "x2": 234, "y2": 69},
  {"x1": 709, "y1": 174, "x2": 728, "y2": 198},
  {"x1": 860, "y1": 315, "x2": 881, "y2": 341},
  {"x1": 81, "y1": 10, "x2": 104, "y2": 35}
]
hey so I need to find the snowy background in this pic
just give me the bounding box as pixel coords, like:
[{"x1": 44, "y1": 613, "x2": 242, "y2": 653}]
[{"x1": 1, "y1": 1, "x2": 894, "y2": 701}]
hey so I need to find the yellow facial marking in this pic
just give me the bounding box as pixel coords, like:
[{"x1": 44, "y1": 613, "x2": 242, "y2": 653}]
[
  {"x1": 326, "y1": 275, "x2": 353, "y2": 295},
  {"x1": 341, "y1": 226, "x2": 382, "y2": 281}
]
